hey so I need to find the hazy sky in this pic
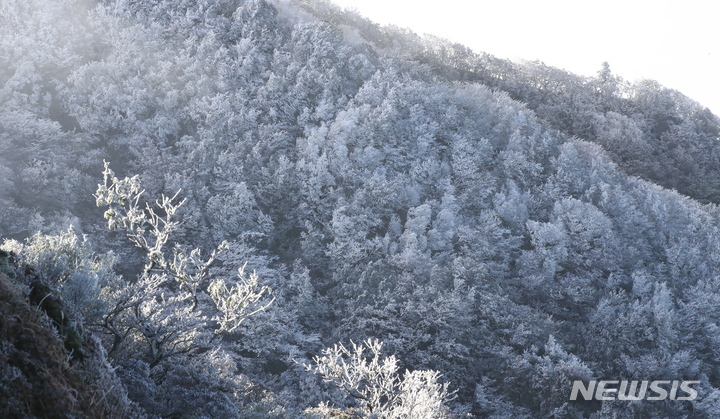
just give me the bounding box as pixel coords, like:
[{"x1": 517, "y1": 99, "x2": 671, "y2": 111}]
[{"x1": 330, "y1": 0, "x2": 720, "y2": 116}]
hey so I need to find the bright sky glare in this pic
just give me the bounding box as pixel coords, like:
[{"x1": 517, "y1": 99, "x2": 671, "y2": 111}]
[{"x1": 330, "y1": 0, "x2": 720, "y2": 116}]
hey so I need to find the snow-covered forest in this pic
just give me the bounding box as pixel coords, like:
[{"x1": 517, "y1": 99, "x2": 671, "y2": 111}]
[{"x1": 2, "y1": 0, "x2": 720, "y2": 417}]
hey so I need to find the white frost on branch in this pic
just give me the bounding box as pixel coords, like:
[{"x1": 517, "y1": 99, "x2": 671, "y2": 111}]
[
  {"x1": 208, "y1": 262, "x2": 274, "y2": 334},
  {"x1": 93, "y1": 161, "x2": 273, "y2": 363},
  {"x1": 305, "y1": 338, "x2": 454, "y2": 418}
]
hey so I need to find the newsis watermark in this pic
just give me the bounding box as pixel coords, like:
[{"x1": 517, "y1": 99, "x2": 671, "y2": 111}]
[{"x1": 570, "y1": 380, "x2": 700, "y2": 401}]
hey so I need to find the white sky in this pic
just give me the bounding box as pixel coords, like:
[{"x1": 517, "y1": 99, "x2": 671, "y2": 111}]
[{"x1": 330, "y1": 0, "x2": 720, "y2": 116}]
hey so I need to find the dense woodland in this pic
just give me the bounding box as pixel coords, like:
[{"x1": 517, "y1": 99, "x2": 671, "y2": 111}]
[{"x1": 2, "y1": 0, "x2": 720, "y2": 417}]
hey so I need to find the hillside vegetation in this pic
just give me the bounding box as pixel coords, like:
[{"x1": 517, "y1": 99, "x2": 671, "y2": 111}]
[
  {"x1": 2, "y1": 0, "x2": 720, "y2": 417},
  {"x1": 0, "y1": 251, "x2": 143, "y2": 418}
]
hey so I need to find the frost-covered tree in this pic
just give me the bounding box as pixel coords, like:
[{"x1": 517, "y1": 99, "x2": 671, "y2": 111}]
[
  {"x1": 305, "y1": 339, "x2": 454, "y2": 418},
  {"x1": 89, "y1": 161, "x2": 277, "y2": 416}
]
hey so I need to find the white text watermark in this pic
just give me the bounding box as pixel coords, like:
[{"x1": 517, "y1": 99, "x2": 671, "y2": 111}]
[{"x1": 570, "y1": 380, "x2": 699, "y2": 401}]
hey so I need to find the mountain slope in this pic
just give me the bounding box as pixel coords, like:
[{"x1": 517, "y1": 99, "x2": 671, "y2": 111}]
[{"x1": 2, "y1": 0, "x2": 720, "y2": 417}]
